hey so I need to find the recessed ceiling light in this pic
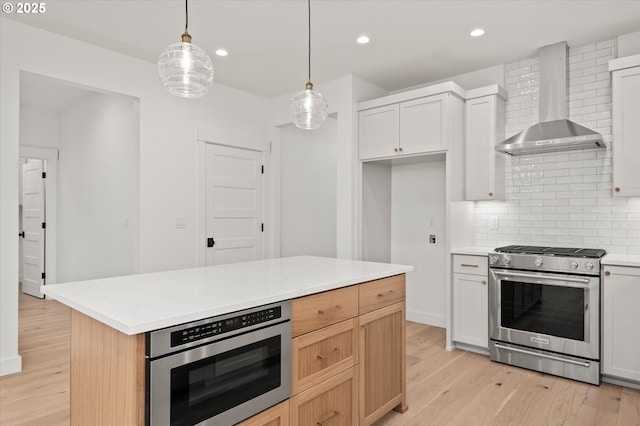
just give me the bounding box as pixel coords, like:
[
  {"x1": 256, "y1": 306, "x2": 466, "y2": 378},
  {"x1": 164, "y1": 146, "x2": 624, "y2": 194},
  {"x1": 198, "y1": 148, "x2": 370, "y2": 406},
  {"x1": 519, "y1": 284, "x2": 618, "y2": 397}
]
[
  {"x1": 470, "y1": 28, "x2": 485, "y2": 37},
  {"x1": 356, "y1": 35, "x2": 370, "y2": 44},
  {"x1": 215, "y1": 49, "x2": 228, "y2": 57}
]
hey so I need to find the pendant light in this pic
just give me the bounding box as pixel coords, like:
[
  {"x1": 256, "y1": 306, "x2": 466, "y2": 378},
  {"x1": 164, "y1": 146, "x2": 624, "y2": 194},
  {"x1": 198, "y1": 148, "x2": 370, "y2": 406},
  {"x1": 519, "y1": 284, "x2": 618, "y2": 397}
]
[
  {"x1": 158, "y1": 0, "x2": 213, "y2": 98},
  {"x1": 289, "y1": 0, "x2": 328, "y2": 130}
]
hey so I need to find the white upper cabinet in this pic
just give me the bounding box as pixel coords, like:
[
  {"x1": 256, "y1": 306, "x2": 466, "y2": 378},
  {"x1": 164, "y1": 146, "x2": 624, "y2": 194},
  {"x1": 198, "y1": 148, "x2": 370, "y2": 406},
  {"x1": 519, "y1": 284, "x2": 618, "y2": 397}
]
[
  {"x1": 464, "y1": 86, "x2": 507, "y2": 201},
  {"x1": 358, "y1": 104, "x2": 399, "y2": 160},
  {"x1": 610, "y1": 55, "x2": 640, "y2": 197},
  {"x1": 400, "y1": 94, "x2": 449, "y2": 155},
  {"x1": 358, "y1": 82, "x2": 465, "y2": 161}
]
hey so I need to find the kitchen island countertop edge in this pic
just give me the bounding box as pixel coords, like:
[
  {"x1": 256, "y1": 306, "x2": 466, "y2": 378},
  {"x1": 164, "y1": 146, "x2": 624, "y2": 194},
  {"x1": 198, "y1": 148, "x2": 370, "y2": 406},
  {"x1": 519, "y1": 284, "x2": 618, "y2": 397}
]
[{"x1": 42, "y1": 256, "x2": 413, "y2": 335}]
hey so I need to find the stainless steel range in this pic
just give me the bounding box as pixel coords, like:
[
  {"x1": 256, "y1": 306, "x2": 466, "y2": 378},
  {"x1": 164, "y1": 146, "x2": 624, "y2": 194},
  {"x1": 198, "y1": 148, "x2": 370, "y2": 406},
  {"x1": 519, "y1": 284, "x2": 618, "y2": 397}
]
[{"x1": 488, "y1": 245, "x2": 606, "y2": 385}]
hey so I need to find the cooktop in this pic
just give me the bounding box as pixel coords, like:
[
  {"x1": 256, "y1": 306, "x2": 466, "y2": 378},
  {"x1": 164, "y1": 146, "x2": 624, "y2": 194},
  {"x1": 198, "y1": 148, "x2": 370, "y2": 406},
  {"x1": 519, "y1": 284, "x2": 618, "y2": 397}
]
[{"x1": 494, "y1": 245, "x2": 606, "y2": 259}]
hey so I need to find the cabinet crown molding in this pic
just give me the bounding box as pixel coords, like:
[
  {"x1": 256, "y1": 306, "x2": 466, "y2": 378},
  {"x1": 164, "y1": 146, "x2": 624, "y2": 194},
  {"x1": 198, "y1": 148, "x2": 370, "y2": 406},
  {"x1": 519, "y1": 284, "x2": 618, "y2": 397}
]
[{"x1": 357, "y1": 81, "x2": 465, "y2": 111}]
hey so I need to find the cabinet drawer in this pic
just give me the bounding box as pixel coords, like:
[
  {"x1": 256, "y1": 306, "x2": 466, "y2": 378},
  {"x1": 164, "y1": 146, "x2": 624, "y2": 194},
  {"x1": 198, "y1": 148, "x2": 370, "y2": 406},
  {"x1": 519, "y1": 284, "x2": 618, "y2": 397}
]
[
  {"x1": 359, "y1": 275, "x2": 405, "y2": 315},
  {"x1": 292, "y1": 318, "x2": 358, "y2": 395},
  {"x1": 452, "y1": 255, "x2": 488, "y2": 276},
  {"x1": 236, "y1": 400, "x2": 289, "y2": 426},
  {"x1": 292, "y1": 286, "x2": 359, "y2": 337},
  {"x1": 290, "y1": 367, "x2": 358, "y2": 426}
]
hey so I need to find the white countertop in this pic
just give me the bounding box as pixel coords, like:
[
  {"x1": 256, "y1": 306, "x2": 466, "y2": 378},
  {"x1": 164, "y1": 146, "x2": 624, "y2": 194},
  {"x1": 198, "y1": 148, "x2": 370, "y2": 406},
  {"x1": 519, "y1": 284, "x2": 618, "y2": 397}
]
[
  {"x1": 451, "y1": 247, "x2": 494, "y2": 256},
  {"x1": 42, "y1": 256, "x2": 412, "y2": 335},
  {"x1": 601, "y1": 254, "x2": 640, "y2": 268}
]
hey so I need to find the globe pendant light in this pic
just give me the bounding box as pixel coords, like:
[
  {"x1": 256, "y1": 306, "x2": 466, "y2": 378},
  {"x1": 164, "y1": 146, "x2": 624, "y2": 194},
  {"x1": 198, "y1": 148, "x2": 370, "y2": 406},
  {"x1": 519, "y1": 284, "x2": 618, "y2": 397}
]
[
  {"x1": 289, "y1": 0, "x2": 328, "y2": 130},
  {"x1": 158, "y1": 0, "x2": 213, "y2": 98}
]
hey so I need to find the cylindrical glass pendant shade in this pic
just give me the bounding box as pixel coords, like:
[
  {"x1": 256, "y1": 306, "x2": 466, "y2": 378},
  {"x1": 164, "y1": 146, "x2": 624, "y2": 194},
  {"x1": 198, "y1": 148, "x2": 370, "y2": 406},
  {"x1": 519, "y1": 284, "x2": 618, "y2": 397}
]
[
  {"x1": 289, "y1": 84, "x2": 328, "y2": 130},
  {"x1": 158, "y1": 41, "x2": 214, "y2": 98}
]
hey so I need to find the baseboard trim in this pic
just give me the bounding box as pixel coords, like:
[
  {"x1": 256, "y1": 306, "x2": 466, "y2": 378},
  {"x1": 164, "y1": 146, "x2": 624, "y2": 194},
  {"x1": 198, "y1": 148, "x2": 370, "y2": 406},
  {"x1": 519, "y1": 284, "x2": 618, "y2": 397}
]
[
  {"x1": 0, "y1": 354, "x2": 23, "y2": 376},
  {"x1": 406, "y1": 310, "x2": 445, "y2": 327}
]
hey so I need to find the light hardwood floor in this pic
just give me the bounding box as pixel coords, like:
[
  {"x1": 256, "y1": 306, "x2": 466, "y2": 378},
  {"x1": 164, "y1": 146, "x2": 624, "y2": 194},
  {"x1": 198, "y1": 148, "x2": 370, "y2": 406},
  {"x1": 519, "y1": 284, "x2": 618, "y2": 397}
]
[{"x1": 2, "y1": 292, "x2": 639, "y2": 426}]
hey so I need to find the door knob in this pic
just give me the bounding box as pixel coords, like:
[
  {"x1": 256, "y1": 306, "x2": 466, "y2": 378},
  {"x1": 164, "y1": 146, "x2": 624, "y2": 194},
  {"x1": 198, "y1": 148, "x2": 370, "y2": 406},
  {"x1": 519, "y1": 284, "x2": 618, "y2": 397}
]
[{"x1": 207, "y1": 238, "x2": 215, "y2": 248}]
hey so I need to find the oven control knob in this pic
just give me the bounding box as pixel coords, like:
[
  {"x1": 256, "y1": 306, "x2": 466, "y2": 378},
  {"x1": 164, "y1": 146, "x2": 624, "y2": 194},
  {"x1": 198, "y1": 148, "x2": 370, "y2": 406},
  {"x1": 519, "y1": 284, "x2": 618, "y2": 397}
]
[
  {"x1": 534, "y1": 257, "x2": 543, "y2": 267},
  {"x1": 503, "y1": 256, "x2": 512, "y2": 265},
  {"x1": 489, "y1": 255, "x2": 499, "y2": 265},
  {"x1": 570, "y1": 261, "x2": 579, "y2": 269},
  {"x1": 585, "y1": 262, "x2": 594, "y2": 271}
]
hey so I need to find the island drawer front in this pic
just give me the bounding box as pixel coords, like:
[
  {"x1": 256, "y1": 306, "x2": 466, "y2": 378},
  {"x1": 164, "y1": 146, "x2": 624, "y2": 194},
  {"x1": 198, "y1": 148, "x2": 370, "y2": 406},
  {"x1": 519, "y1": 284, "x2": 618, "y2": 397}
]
[
  {"x1": 290, "y1": 366, "x2": 358, "y2": 426},
  {"x1": 236, "y1": 400, "x2": 290, "y2": 426},
  {"x1": 453, "y1": 254, "x2": 488, "y2": 276},
  {"x1": 292, "y1": 286, "x2": 359, "y2": 337},
  {"x1": 359, "y1": 275, "x2": 406, "y2": 315},
  {"x1": 292, "y1": 318, "x2": 358, "y2": 395}
]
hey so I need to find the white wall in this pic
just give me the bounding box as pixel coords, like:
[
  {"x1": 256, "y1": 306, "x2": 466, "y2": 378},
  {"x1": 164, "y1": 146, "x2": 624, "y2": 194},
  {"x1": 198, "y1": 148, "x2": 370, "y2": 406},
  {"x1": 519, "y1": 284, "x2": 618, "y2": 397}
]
[
  {"x1": 269, "y1": 75, "x2": 388, "y2": 260},
  {"x1": 362, "y1": 162, "x2": 392, "y2": 263},
  {"x1": 391, "y1": 160, "x2": 447, "y2": 326},
  {"x1": 57, "y1": 92, "x2": 139, "y2": 282},
  {"x1": 280, "y1": 118, "x2": 338, "y2": 257},
  {"x1": 0, "y1": 18, "x2": 269, "y2": 375},
  {"x1": 19, "y1": 106, "x2": 59, "y2": 149}
]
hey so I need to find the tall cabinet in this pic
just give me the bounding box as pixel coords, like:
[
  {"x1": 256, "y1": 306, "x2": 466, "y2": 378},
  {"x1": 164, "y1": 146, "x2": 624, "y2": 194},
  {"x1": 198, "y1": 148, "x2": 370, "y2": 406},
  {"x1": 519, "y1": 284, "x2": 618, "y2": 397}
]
[
  {"x1": 609, "y1": 55, "x2": 640, "y2": 197},
  {"x1": 464, "y1": 85, "x2": 507, "y2": 201},
  {"x1": 359, "y1": 82, "x2": 466, "y2": 328}
]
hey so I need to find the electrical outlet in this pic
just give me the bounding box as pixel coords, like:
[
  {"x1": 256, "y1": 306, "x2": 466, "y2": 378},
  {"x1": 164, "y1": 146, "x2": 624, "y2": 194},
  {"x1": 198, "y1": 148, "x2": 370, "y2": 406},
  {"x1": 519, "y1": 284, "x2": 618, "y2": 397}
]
[
  {"x1": 428, "y1": 217, "x2": 436, "y2": 228},
  {"x1": 489, "y1": 215, "x2": 499, "y2": 230},
  {"x1": 429, "y1": 234, "x2": 437, "y2": 245}
]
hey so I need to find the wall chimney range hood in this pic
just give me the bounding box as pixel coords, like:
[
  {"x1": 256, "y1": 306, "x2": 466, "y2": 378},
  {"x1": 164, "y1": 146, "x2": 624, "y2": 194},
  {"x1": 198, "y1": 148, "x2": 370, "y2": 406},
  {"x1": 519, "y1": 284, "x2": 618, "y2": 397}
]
[{"x1": 496, "y1": 42, "x2": 605, "y2": 156}]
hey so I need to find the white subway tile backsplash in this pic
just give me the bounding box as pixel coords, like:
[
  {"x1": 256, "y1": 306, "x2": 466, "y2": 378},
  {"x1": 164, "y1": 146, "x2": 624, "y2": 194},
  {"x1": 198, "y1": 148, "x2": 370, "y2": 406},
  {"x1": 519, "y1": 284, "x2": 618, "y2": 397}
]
[{"x1": 474, "y1": 37, "x2": 640, "y2": 254}]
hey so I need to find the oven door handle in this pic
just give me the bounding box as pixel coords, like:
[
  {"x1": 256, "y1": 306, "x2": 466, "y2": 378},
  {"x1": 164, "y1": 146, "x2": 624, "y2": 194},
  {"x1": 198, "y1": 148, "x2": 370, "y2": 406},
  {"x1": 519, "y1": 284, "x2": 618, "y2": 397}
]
[
  {"x1": 492, "y1": 271, "x2": 590, "y2": 286},
  {"x1": 494, "y1": 343, "x2": 591, "y2": 368}
]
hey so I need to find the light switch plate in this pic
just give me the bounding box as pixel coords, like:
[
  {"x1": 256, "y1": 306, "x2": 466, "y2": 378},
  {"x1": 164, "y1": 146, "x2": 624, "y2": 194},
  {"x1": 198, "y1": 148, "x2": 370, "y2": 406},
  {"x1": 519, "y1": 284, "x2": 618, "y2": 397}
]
[{"x1": 176, "y1": 216, "x2": 186, "y2": 229}]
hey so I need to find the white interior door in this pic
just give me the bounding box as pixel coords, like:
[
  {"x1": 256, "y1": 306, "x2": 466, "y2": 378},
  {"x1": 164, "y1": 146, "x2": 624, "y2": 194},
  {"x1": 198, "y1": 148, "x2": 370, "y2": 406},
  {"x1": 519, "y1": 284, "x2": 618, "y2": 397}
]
[
  {"x1": 21, "y1": 160, "x2": 45, "y2": 298},
  {"x1": 205, "y1": 144, "x2": 263, "y2": 266}
]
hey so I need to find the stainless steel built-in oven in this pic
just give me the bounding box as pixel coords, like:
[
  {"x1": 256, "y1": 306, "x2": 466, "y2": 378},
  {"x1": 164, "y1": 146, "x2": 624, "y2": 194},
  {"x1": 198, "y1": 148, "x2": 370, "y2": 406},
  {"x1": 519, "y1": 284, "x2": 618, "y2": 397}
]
[
  {"x1": 488, "y1": 246, "x2": 605, "y2": 385},
  {"x1": 146, "y1": 301, "x2": 292, "y2": 426}
]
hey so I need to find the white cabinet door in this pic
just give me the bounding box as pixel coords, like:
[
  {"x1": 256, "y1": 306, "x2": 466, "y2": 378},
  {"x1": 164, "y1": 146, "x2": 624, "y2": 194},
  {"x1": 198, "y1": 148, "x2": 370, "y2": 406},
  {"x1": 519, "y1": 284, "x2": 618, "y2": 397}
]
[
  {"x1": 611, "y1": 65, "x2": 640, "y2": 197},
  {"x1": 602, "y1": 266, "x2": 640, "y2": 381},
  {"x1": 400, "y1": 93, "x2": 448, "y2": 155},
  {"x1": 359, "y1": 104, "x2": 399, "y2": 160},
  {"x1": 452, "y1": 272, "x2": 488, "y2": 349},
  {"x1": 465, "y1": 95, "x2": 505, "y2": 201}
]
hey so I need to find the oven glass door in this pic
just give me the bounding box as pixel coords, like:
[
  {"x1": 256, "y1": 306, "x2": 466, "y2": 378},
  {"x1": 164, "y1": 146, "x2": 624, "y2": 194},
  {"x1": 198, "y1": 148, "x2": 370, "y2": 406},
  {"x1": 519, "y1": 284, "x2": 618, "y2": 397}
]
[
  {"x1": 500, "y1": 279, "x2": 584, "y2": 341},
  {"x1": 489, "y1": 269, "x2": 599, "y2": 359},
  {"x1": 149, "y1": 321, "x2": 291, "y2": 426}
]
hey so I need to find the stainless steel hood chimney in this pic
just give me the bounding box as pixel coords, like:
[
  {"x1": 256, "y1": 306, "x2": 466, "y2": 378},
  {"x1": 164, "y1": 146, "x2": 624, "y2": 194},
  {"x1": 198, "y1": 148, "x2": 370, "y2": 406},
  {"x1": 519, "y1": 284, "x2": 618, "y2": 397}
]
[{"x1": 496, "y1": 42, "x2": 605, "y2": 155}]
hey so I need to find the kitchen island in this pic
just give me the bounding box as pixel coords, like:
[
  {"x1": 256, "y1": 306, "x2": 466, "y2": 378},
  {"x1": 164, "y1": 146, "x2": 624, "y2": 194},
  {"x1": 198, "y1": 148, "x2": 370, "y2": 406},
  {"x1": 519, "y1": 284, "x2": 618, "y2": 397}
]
[{"x1": 43, "y1": 256, "x2": 412, "y2": 426}]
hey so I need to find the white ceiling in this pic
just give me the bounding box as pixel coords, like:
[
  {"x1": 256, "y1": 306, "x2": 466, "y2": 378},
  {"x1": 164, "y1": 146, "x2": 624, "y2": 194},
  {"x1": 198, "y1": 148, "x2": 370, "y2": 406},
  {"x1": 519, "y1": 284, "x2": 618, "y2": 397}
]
[{"x1": 7, "y1": 1, "x2": 640, "y2": 99}]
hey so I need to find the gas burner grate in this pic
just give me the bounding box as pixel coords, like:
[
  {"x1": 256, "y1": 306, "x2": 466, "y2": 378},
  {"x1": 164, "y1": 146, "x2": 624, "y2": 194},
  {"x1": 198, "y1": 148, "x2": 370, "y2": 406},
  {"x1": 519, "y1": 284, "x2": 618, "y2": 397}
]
[{"x1": 494, "y1": 245, "x2": 606, "y2": 258}]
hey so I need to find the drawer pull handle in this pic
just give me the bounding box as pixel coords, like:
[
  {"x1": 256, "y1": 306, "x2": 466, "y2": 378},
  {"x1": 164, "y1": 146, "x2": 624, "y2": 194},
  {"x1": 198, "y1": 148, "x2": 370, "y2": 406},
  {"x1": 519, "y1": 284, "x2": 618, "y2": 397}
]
[
  {"x1": 317, "y1": 410, "x2": 340, "y2": 425},
  {"x1": 317, "y1": 348, "x2": 340, "y2": 360},
  {"x1": 481, "y1": 280, "x2": 487, "y2": 285},
  {"x1": 318, "y1": 305, "x2": 342, "y2": 315},
  {"x1": 377, "y1": 290, "x2": 395, "y2": 297},
  {"x1": 605, "y1": 271, "x2": 611, "y2": 276},
  {"x1": 461, "y1": 264, "x2": 479, "y2": 268}
]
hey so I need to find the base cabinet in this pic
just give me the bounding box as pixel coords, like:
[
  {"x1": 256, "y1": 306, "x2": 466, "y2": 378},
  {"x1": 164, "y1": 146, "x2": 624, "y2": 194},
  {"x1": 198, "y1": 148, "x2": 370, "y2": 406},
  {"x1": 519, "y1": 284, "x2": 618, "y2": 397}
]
[
  {"x1": 451, "y1": 254, "x2": 489, "y2": 350},
  {"x1": 237, "y1": 400, "x2": 290, "y2": 426},
  {"x1": 602, "y1": 266, "x2": 640, "y2": 382},
  {"x1": 290, "y1": 368, "x2": 358, "y2": 426},
  {"x1": 359, "y1": 302, "x2": 407, "y2": 426}
]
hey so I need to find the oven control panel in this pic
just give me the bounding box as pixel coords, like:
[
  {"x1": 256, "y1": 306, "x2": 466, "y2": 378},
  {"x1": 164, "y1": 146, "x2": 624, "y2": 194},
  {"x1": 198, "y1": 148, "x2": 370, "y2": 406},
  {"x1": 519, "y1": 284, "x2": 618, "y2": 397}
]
[
  {"x1": 147, "y1": 300, "x2": 292, "y2": 358},
  {"x1": 170, "y1": 306, "x2": 282, "y2": 347},
  {"x1": 489, "y1": 253, "x2": 601, "y2": 275}
]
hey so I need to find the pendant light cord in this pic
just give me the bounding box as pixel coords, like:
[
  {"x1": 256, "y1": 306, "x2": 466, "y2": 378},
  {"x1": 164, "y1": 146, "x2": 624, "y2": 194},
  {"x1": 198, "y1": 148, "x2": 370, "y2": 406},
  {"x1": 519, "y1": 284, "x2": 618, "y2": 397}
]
[
  {"x1": 185, "y1": 0, "x2": 189, "y2": 30},
  {"x1": 307, "y1": 0, "x2": 311, "y2": 82}
]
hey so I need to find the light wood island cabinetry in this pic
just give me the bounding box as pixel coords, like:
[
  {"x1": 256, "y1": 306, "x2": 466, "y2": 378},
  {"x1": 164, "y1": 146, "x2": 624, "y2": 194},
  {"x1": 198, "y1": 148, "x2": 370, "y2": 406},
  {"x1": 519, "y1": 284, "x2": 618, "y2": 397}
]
[
  {"x1": 290, "y1": 274, "x2": 407, "y2": 426},
  {"x1": 64, "y1": 268, "x2": 407, "y2": 426}
]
